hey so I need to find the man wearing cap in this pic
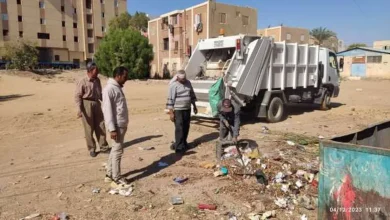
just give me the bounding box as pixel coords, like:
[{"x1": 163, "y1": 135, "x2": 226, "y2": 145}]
[
  {"x1": 166, "y1": 70, "x2": 198, "y2": 153},
  {"x1": 75, "y1": 62, "x2": 109, "y2": 157},
  {"x1": 218, "y1": 99, "x2": 241, "y2": 143}
]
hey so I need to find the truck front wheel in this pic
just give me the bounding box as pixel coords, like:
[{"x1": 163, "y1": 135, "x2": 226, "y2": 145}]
[
  {"x1": 320, "y1": 90, "x2": 331, "y2": 110},
  {"x1": 267, "y1": 96, "x2": 284, "y2": 123}
]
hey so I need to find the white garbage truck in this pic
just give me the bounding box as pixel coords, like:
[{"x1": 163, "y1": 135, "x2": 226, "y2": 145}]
[{"x1": 185, "y1": 35, "x2": 340, "y2": 122}]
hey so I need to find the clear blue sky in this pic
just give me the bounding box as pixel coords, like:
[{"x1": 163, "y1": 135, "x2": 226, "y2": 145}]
[{"x1": 128, "y1": 0, "x2": 390, "y2": 46}]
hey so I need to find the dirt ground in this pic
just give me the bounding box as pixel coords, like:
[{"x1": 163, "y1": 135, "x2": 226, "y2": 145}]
[{"x1": 0, "y1": 70, "x2": 390, "y2": 220}]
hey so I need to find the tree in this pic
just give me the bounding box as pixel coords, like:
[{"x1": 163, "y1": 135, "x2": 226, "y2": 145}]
[
  {"x1": 4, "y1": 39, "x2": 38, "y2": 71},
  {"x1": 108, "y1": 12, "x2": 149, "y2": 32},
  {"x1": 94, "y1": 28, "x2": 153, "y2": 79},
  {"x1": 310, "y1": 27, "x2": 336, "y2": 45},
  {"x1": 347, "y1": 43, "x2": 367, "y2": 50}
]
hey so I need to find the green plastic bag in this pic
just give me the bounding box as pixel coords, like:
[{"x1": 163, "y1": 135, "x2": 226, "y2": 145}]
[{"x1": 208, "y1": 78, "x2": 224, "y2": 117}]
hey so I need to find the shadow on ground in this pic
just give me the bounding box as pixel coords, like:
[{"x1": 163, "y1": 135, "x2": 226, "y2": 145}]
[
  {"x1": 124, "y1": 135, "x2": 163, "y2": 149},
  {"x1": 0, "y1": 94, "x2": 33, "y2": 102}
]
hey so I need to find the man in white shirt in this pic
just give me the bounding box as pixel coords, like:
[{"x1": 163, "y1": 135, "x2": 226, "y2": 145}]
[{"x1": 102, "y1": 66, "x2": 130, "y2": 188}]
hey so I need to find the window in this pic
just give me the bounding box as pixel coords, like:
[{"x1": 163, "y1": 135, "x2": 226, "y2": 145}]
[
  {"x1": 39, "y1": 1, "x2": 44, "y2": 8},
  {"x1": 88, "y1": 29, "x2": 93, "y2": 37},
  {"x1": 300, "y1": 34, "x2": 305, "y2": 42},
  {"x1": 37, "y1": 32, "x2": 50, "y2": 39},
  {"x1": 17, "y1": 0, "x2": 21, "y2": 4},
  {"x1": 236, "y1": 11, "x2": 241, "y2": 17},
  {"x1": 88, "y1": 44, "x2": 94, "y2": 53},
  {"x1": 19, "y1": 31, "x2": 23, "y2": 37},
  {"x1": 367, "y1": 56, "x2": 382, "y2": 63},
  {"x1": 73, "y1": 22, "x2": 77, "y2": 28},
  {"x1": 163, "y1": 38, "x2": 169, "y2": 50},
  {"x1": 73, "y1": 8, "x2": 77, "y2": 14},
  {"x1": 61, "y1": 6, "x2": 64, "y2": 12},
  {"x1": 102, "y1": 12, "x2": 105, "y2": 18},
  {"x1": 62, "y1": 35, "x2": 66, "y2": 41},
  {"x1": 2, "y1": 14, "x2": 8, "y2": 20},
  {"x1": 329, "y1": 52, "x2": 338, "y2": 69},
  {"x1": 172, "y1": 15, "x2": 178, "y2": 25},
  {"x1": 102, "y1": 26, "x2": 106, "y2": 32},
  {"x1": 174, "y1": 41, "x2": 178, "y2": 50},
  {"x1": 62, "y1": 21, "x2": 65, "y2": 27},
  {"x1": 54, "y1": 55, "x2": 60, "y2": 61},
  {"x1": 86, "y1": 0, "x2": 92, "y2": 9},
  {"x1": 219, "y1": 13, "x2": 226, "y2": 24},
  {"x1": 87, "y1": 14, "x2": 92, "y2": 24},
  {"x1": 40, "y1": 18, "x2": 46, "y2": 25},
  {"x1": 100, "y1": 0, "x2": 104, "y2": 4},
  {"x1": 74, "y1": 36, "x2": 78, "y2": 42},
  {"x1": 18, "y1": 15, "x2": 22, "y2": 22},
  {"x1": 3, "y1": 30, "x2": 9, "y2": 36},
  {"x1": 242, "y1": 15, "x2": 249, "y2": 26},
  {"x1": 114, "y1": 0, "x2": 118, "y2": 7},
  {"x1": 286, "y1": 33, "x2": 291, "y2": 40}
]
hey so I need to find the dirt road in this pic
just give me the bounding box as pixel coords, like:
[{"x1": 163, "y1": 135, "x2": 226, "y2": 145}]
[{"x1": 0, "y1": 71, "x2": 389, "y2": 219}]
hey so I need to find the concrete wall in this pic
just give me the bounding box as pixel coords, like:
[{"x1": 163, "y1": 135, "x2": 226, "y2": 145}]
[
  {"x1": 258, "y1": 26, "x2": 309, "y2": 44},
  {"x1": 258, "y1": 27, "x2": 280, "y2": 41},
  {"x1": 209, "y1": 2, "x2": 257, "y2": 38},
  {"x1": 374, "y1": 40, "x2": 390, "y2": 50},
  {"x1": 339, "y1": 53, "x2": 390, "y2": 78}
]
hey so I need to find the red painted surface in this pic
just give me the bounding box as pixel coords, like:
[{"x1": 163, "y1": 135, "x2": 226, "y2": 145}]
[{"x1": 332, "y1": 175, "x2": 356, "y2": 220}]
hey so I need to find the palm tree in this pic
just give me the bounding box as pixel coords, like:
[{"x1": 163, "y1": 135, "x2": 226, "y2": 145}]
[{"x1": 310, "y1": 27, "x2": 336, "y2": 46}]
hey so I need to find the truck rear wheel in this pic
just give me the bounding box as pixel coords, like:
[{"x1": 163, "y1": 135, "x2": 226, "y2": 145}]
[
  {"x1": 320, "y1": 90, "x2": 331, "y2": 110},
  {"x1": 267, "y1": 96, "x2": 284, "y2": 123}
]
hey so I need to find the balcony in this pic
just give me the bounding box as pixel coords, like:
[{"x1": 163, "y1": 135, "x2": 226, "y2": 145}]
[
  {"x1": 88, "y1": 37, "x2": 94, "y2": 44},
  {"x1": 86, "y1": 8, "x2": 93, "y2": 14},
  {"x1": 87, "y1": 23, "x2": 93, "y2": 29}
]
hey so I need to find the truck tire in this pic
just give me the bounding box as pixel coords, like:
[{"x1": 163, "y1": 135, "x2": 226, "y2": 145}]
[
  {"x1": 267, "y1": 96, "x2": 284, "y2": 123},
  {"x1": 320, "y1": 90, "x2": 331, "y2": 110}
]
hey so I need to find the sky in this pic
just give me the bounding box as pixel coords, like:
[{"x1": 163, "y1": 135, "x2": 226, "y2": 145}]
[{"x1": 128, "y1": 0, "x2": 390, "y2": 46}]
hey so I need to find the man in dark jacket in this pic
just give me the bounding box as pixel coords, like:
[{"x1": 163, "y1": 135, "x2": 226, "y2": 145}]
[{"x1": 218, "y1": 99, "x2": 240, "y2": 142}]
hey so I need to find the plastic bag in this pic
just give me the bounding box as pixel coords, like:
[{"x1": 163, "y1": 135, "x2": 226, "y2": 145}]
[{"x1": 208, "y1": 78, "x2": 224, "y2": 117}]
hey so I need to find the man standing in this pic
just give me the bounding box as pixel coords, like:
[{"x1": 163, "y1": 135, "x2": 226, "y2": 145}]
[
  {"x1": 75, "y1": 62, "x2": 109, "y2": 157},
  {"x1": 218, "y1": 99, "x2": 240, "y2": 143},
  {"x1": 167, "y1": 70, "x2": 198, "y2": 153},
  {"x1": 102, "y1": 66, "x2": 130, "y2": 188}
]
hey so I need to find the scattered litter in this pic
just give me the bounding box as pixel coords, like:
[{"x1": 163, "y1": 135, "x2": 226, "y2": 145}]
[
  {"x1": 282, "y1": 163, "x2": 291, "y2": 171},
  {"x1": 256, "y1": 159, "x2": 261, "y2": 165},
  {"x1": 198, "y1": 204, "x2": 217, "y2": 210},
  {"x1": 304, "y1": 173, "x2": 315, "y2": 183},
  {"x1": 286, "y1": 141, "x2": 295, "y2": 146},
  {"x1": 170, "y1": 196, "x2": 184, "y2": 205},
  {"x1": 311, "y1": 179, "x2": 318, "y2": 188},
  {"x1": 274, "y1": 198, "x2": 288, "y2": 208},
  {"x1": 167, "y1": 207, "x2": 174, "y2": 211},
  {"x1": 173, "y1": 177, "x2": 188, "y2": 184},
  {"x1": 220, "y1": 167, "x2": 228, "y2": 175},
  {"x1": 228, "y1": 213, "x2": 238, "y2": 220},
  {"x1": 148, "y1": 190, "x2": 155, "y2": 195},
  {"x1": 296, "y1": 145, "x2": 306, "y2": 151},
  {"x1": 237, "y1": 155, "x2": 251, "y2": 167},
  {"x1": 248, "y1": 213, "x2": 261, "y2": 220},
  {"x1": 109, "y1": 187, "x2": 133, "y2": 197},
  {"x1": 296, "y1": 170, "x2": 307, "y2": 177},
  {"x1": 301, "y1": 214, "x2": 308, "y2": 220},
  {"x1": 356, "y1": 88, "x2": 363, "y2": 92},
  {"x1": 76, "y1": 184, "x2": 84, "y2": 189},
  {"x1": 20, "y1": 213, "x2": 41, "y2": 220},
  {"x1": 138, "y1": 146, "x2": 155, "y2": 151},
  {"x1": 248, "y1": 150, "x2": 261, "y2": 159},
  {"x1": 318, "y1": 135, "x2": 325, "y2": 139},
  {"x1": 261, "y1": 210, "x2": 276, "y2": 219},
  {"x1": 214, "y1": 170, "x2": 224, "y2": 177},
  {"x1": 57, "y1": 192, "x2": 63, "y2": 198},
  {"x1": 261, "y1": 164, "x2": 267, "y2": 169},
  {"x1": 261, "y1": 126, "x2": 270, "y2": 134},
  {"x1": 298, "y1": 195, "x2": 315, "y2": 210},
  {"x1": 224, "y1": 146, "x2": 238, "y2": 154},
  {"x1": 92, "y1": 188, "x2": 100, "y2": 194},
  {"x1": 44, "y1": 176, "x2": 51, "y2": 179},
  {"x1": 33, "y1": 113, "x2": 44, "y2": 116},
  {"x1": 101, "y1": 162, "x2": 107, "y2": 168},
  {"x1": 54, "y1": 212, "x2": 68, "y2": 220},
  {"x1": 138, "y1": 157, "x2": 144, "y2": 161},
  {"x1": 255, "y1": 170, "x2": 268, "y2": 185},
  {"x1": 274, "y1": 172, "x2": 285, "y2": 183},
  {"x1": 281, "y1": 184, "x2": 289, "y2": 193},
  {"x1": 158, "y1": 162, "x2": 169, "y2": 167},
  {"x1": 253, "y1": 201, "x2": 266, "y2": 212},
  {"x1": 200, "y1": 161, "x2": 216, "y2": 169},
  {"x1": 214, "y1": 188, "x2": 220, "y2": 194},
  {"x1": 295, "y1": 180, "x2": 303, "y2": 188}
]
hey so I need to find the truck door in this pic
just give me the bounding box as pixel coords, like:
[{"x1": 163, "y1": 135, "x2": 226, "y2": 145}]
[{"x1": 328, "y1": 51, "x2": 340, "y2": 87}]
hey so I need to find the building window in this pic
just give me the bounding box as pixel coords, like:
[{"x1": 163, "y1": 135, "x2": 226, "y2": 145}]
[
  {"x1": 73, "y1": 8, "x2": 77, "y2": 14},
  {"x1": 74, "y1": 36, "x2": 78, "y2": 42},
  {"x1": 40, "y1": 18, "x2": 46, "y2": 25},
  {"x1": 100, "y1": 0, "x2": 104, "y2": 4},
  {"x1": 102, "y1": 26, "x2": 106, "y2": 32},
  {"x1": 39, "y1": 1, "x2": 44, "y2": 8},
  {"x1": 219, "y1": 13, "x2": 226, "y2": 24},
  {"x1": 102, "y1": 12, "x2": 105, "y2": 18},
  {"x1": 367, "y1": 56, "x2": 382, "y2": 63},
  {"x1": 61, "y1": 6, "x2": 64, "y2": 12},
  {"x1": 88, "y1": 29, "x2": 93, "y2": 37},
  {"x1": 114, "y1": 0, "x2": 118, "y2": 7},
  {"x1": 62, "y1": 21, "x2": 65, "y2": 27},
  {"x1": 88, "y1": 44, "x2": 94, "y2": 53},
  {"x1": 73, "y1": 22, "x2": 77, "y2": 28},
  {"x1": 18, "y1": 15, "x2": 22, "y2": 22},
  {"x1": 174, "y1": 41, "x2": 178, "y2": 50},
  {"x1": 236, "y1": 11, "x2": 241, "y2": 17},
  {"x1": 163, "y1": 38, "x2": 169, "y2": 50},
  {"x1": 172, "y1": 15, "x2": 178, "y2": 25},
  {"x1": 2, "y1": 14, "x2": 8, "y2": 20},
  {"x1": 300, "y1": 34, "x2": 305, "y2": 42},
  {"x1": 3, "y1": 29, "x2": 9, "y2": 36},
  {"x1": 54, "y1": 55, "x2": 60, "y2": 61},
  {"x1": 286, "y1": 33, "x2": 291, "y2": 40},
  {"x1": 37, "y1": 32, "x2": 50, "y2": 39},
  {"x1": 87, "y1": 14, "x2": 92, "y2": 24},
  {"x1": 86, "y1": 0, "x2": 92, "y2": 9},
  {"x1": 242, "y1": 15, "x2": 249, "y2": 26},
  {"x1": 63, "y1": 35, "x2": 66, "y2": 41},
  {"x1": 17, "y1": 0, "x2": 21, "y2": 4},
  {"x1": 19, "y1": 31, "x2": 23, "y2": 37}
]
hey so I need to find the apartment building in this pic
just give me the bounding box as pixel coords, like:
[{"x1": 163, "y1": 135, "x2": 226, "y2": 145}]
[
  {"x1": 0, "y1": 0, "x2": 127, "y2": 65},
  {"x1": 309, "y1": 35, "x2": 339, "y2": 52},
  {"x1": 148, "y1": 0, "x2": 257, "y2": 78},
  {"x1": 257, "y1": 26, "x2": 310, "y2": 44},
  {"x1": 374, "y1": 40, "x2": 390, "y2": 50}
]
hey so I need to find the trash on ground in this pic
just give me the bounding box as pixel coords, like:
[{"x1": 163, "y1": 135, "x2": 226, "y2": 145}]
[
  {"x1": 301, "y1": 214, "x2": 308, "y2": 220},
  {"x1": 138, "y1": 146, "x2": 155, "y2": 151},
  {"x1": 356, "y1": 88, "x2": 363, "y2": 92},
  {"x1": 247, "y1": 150, "x2": 261, "y2": 159},
  {"x1": 214, "y1": 170, "x2": 224, "y2": 177},
  {"x1": 286, "y1": 141, "x2": 295, "y2": 146},
  {"x1": 295, "y1": 170, "x2": 307, "y2": 177},
  {"x1": 237, "y1": 155, "x2": 251, "y2": 167},
  {"x1": 298, "y1": 195, "x2": 315, "y2": 210},
  {"x1": 220, "y1": 167, "x2": 228, "y2": 175},
  {"x1": 255, "y1": 170, "x2": 268, "y2": 185},
  {"x1": 158, "y1": 161, "x2": 169, "y2": 167},
  {"x1": 200, "y1": 161, "x2": 216, "y2": 169},
  {"x1": 53, "y1": 212, "x2": 68, "y2": 220},
  {"x1": 138, "y1": 157, "x2": 143, "y2": 161},
  {"x1": 261, "y1": 210, "x2": 276, "y2": 219},
  {"x1": 173, "y1": 177, "x2": 188, "y2": 184},
  {"x1": 261, "y1": 126, "x2": 270, "y2": 134},
  {"x1": 295, "y1": 180, "x2": 303, "y2": 188},
  {"x1": 44, "y1": 176, "x2": 50, "y2": 179},
  {"x1": 57, "y1": 192, "x2": 63, "y2": 198},
  {"x1": 109, "y1": 187, "x2": 133, "y2": 197},
  {"x1": 296, "y1": 145, "x2": 306, "y2": 151},
  {"x1": 318, "y1": 135, "x2": 325, "y2": 139},
  {"x1": 261, "y1": 164, "x2": 267, "y2": 169},
  {"x1": 274, "y1": 172, "x2": 285, "y2": 183},
  {"x1": 247, "y1": 213, "x2": 261, "y2": 220},
  {"x1": 92, "y1": 188, "x2": 100, "y2": 194},
  {"x1": 76, "y1": 184, "x2": 84, "y2": 189},
  {"x1": 170, "y1": 196, "x2": 184, "y2": 205},
  {"x1": 304, "y1": 173, "x2": 315, "y2": 183},
  {"x1": 228, "y1": 213, "x2": 238, "y2": 220},
  {"x1": 224, "y1": 146, "x2": 238, "y2": 154},
  {"x1": 281, "y1": 184, "x2": 289, "y2": 193},
  {"x1": 20, "y1": 213, "x2": 41, "y2": 220},
  {"x1": 274, "y1": 198, "x2": 288, "y2": 209},
  {"x1": 198, "y1": 204, "x2": 217, "y2": 210},
  {"x1": 256, "y1": 159, "x2": 261, "y2": 165}
]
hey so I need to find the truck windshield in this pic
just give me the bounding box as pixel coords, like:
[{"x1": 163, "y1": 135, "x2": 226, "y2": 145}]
[{"x1": 329, "y1": 52, "x2": 340, "y2": 77}]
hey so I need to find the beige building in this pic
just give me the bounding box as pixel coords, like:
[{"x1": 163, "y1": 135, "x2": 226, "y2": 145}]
[
  {"x1": 374, "y1": 40, "x2": 390, "y2": 50},
  {"x1": 309, "y1": 35, "x2": 339, "y2": 52},
  {"x1": 0, "y1": 0, "x2": 127, "y2": 65},
  {"x1": 148, "y1": 0, "x2": 257, "y2": 78},
  {"x1": 257, "y1": 26, "x2": 310, "y2": 44}
]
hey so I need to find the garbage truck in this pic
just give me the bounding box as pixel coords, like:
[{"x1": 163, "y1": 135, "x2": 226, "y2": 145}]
[{"x1": 184, "y1": 35, "x2": 340, "y2": 122}]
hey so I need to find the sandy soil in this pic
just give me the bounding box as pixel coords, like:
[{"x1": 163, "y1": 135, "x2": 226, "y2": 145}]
[{"x1": 0, "y1": 70, "x2": 389, "y2": 220}]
